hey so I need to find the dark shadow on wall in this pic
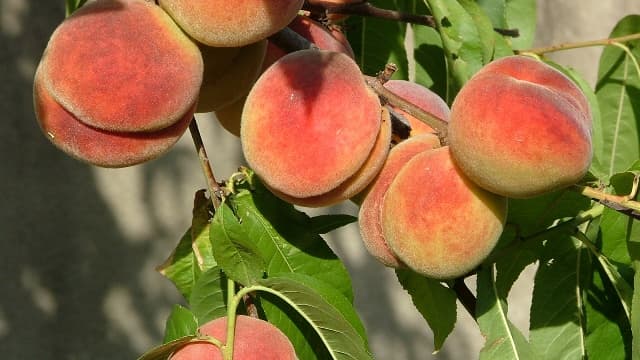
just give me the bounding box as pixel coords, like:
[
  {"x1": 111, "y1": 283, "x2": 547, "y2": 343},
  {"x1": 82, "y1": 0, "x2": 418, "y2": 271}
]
[{"x1": 0, "y1": 2, "x2": 186, "y2": 359}]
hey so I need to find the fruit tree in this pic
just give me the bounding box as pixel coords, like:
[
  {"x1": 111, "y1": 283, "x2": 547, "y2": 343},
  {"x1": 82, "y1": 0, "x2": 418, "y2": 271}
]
[{"x1": 34, "y1": 0, "x2": 640, "y2": 358}]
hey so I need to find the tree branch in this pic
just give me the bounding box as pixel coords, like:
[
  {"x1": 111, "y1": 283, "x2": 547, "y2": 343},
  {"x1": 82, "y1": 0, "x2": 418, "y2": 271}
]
[
  {"x1": 189, "y1": 118, "x2": 223, "y2": 209},
  {"x1": 518, "y1": 32, "x2": 640, "y2": 55}
]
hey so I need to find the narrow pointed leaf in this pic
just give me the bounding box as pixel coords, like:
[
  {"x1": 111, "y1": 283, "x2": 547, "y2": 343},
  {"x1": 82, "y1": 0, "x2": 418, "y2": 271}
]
[
  {"x1": 230, "y1": 174, "x2": 354, "y2": 301},
  {"x1": 136, "y1": 336, "x2": 197, "y2": 360},
  {"x1": 163, "y1": 305, "x2": 198, "y2": 343},
  {"x1": 477, "y1": 265, "x2": 537, "y2": 360},
  {"x1": 529, "y1": 234, "x2": 589, "y2": 359},
  {"x1": 210, "y1": 200, "x2": 265, "y2": 286},
  {"x1": 157, "y1": 229, "x2": 201, "y2": 301},
  {"x1": 256, "y1": 276, "x2": 372, "y2": 360},
  {"x1": 189, "y1": 266, "x2": 229, "y2": 325},
  {"x1": 595, "y1": 15, "x2": 640, "y2": 177},
  {"x1": 395, "y1": 269, "x2": 457, "y2": 351}
]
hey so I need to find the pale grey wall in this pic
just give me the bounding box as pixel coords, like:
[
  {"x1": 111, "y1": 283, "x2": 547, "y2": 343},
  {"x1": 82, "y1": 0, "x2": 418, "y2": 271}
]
[{"x1": 1, "y1": 1, "x2": 638, "y2": 359}]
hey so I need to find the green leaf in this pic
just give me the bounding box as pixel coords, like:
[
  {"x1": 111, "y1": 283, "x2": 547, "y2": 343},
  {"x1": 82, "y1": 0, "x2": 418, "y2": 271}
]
[
  {"x1": 633, "y1": 271, "x2": 640, "y2": 360},
  {"x1": 210, "y1": 200, "x2": 265, "y2": 286},
  {"x1": 189, "y1": 266, "x2": 229, "y2": 325},
  {"x1": 529, "y1": 234, "x2": 589, "y2": 359},
  {"x1": 477, "y1": 265, "x2": 537, "y2": 360},
  {"x1": 309, "y1": 214, "x2": 357, "y2": 235},
  {"x1": 507, "y1": 189, "x2": 592, "y2": 236},
  {"x1": 395, "y1": 269, "x2": 457, "y2": 351},
  {"x1": 412, "y1": 24, "x2": 448, "y2": 99},
  {"x1": 264, "y1": 273, "x2": 368, "y2": 344},
  {"x1": 476, "y1": 0, "x2": 537, "y2": 50},
  {"x1": 595, "y1": 15, "x2": 640, "y2": 177},
  {"x1": 136, "y1": 336, "x2": 197, "y2": 360},
  {"x1": 424, "y1": 0, "x2": 485, "y2": 98},
  {"x1": 65, "y1": 0, "x2": 88, "y2": 16},
  {"x1": 157, "y1": 229, "x2": 202, "y2": 301},
  {"x1": 256, "y1": 276, "x2": 373, "y2": 360},
  {"x1": 459, "y1": 0, "x2": 496, "y2": 64},
  {"x1": 191, "y1": 190, "x2": 217, "y2": 271},
  {"x1": 583, "y1": 260, "x2": 633, "y2": 360},
  {"x1": 346, "y1": 0, "x2": 409, "y2": 78},
  {"x1": 230, "y1": 174, "x2": 354, "y2": 301},
  {"x1": 163, "y1": 305, "x2": 198, "y2": 343}
]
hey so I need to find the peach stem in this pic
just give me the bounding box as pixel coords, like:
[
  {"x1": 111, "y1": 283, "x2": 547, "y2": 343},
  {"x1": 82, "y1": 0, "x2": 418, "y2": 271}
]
[
  {"x1": 574, "y1": 181, "x2": 640, "y2": 215},
  {"x1": 188, "y1": 118, "x2": 223, "y2": 209}
]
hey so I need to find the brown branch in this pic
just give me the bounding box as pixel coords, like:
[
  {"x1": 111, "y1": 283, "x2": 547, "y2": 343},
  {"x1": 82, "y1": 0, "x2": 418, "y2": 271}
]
[
  {"x1": 452, "y1": 278, "x2": 477, "y2": 319},
  {"x1": 189, "y1": 118, "x2": 223, "y2": 209},
  {"x1": 518, "y1": 32, "x2": 640, "y2": 55},
  {"x1": 304, "y1": 1, "x2": 437, "y2": 28}
]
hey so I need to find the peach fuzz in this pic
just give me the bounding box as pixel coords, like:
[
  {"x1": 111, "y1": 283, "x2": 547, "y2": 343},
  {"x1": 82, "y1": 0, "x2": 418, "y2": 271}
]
[
  {"x1": 448, "y1": 55, "x2": 592, "y2": 198},
  {"x1": 33, "y1": 68, "x2": 193, "y2": 168},
  {"x1": 196, "y1": 40, "x2": 267, "y2": 113},
  {"x1": 39, "y1": 0, "x2": 203, "y2": 133},
  {"x1": 158, "y1": 0, "x2": 304, "y2": 47},
  {"x1": 241, "y1": 50, "x2": 381, "y2": 199},
  {"x1": 271, "y1": 106, "x2": 392, "y2": 207},
  {"x1": 382, "y1": 147, "x2": 507, "y2": 279},
  {"x1": 170, "y1": 316, "x2": 297, "y2": 360},
  {"x1": 358, "y1": 134, "x2": 441, "y2": 267},
  {"x1": 383, "y1": 80, "x2": 450, "y2": 136}
]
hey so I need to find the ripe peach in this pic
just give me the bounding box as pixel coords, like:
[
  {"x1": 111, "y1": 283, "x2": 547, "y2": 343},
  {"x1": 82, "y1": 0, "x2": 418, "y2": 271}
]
[
  {"x1": 33, "y1": 67, "x2": 192, "y2": 168},
  {"x1": 358, "y1": 134, "x2": 441, "y2": 267},
  {"x1": 381, "y1": 146, "x2": 507, "y2": 279},
  {"x1": 215, "y1": 16, "x2": 355, "y2": 138},
  {"x1": 158, "y1": 0, "x2": 304, "y2": 47},
  {"x1": 39, "y1": 0, "x2": 203, "y2": 133},
  {"x1": 307, "y1": 0, "x2": 362, "y2": 22},
  {"x1": 241, "y1": 50, "x2": 381, "y2": 199},
  {"x1": 448, "y1": 55, "x2": 592, "y2": 198},
  {"x1": 197, "y1": 40, "x2": 267, "y2": 113},
  {"x1": 272, "y1": 106, "x2": 392, "y2": 207},
  {"x1": 383, "y1": 80, "x2": 450, "y2": 136},
  {"x1": 170, "y1": 315, "x2": 297, "y2": 360}
]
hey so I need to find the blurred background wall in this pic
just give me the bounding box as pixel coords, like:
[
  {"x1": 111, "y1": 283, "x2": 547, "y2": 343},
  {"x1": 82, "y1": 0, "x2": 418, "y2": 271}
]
[{"x1": 1, "y1": 1, "x2": 639, "y2": 359}]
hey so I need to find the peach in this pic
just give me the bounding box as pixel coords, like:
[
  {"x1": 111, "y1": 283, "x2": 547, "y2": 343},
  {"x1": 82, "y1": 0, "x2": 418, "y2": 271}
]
[
  {"x1": 307, "y1": 0, "x2": 362, "y2": 22},
  {"x1": 33, "y1": 67, "x2": 193, "y2": 168},
  {"x1": 39, "y1": 0, "x2": 203, "y2": 133},
  {"x1": 357, "y1": 134, "x2": 441, "y2": 267},
  {"x1": 215, "y1": 16, "x2": 355, "y2": 138},
  {"x1": 383, "y1": 80, "x2": 450, "y2": 136},
  {"x1": 158, "y1": 0, "x2": 304, "y2": 47},
  {"x1": 196, "y1": 40, "x2": 267, "y2": 113},
  {"x1": 381, "y1": 146, "x2": 507, "y2": 279},
  {"x1": 214, "y1": 96, "x2": 246, "y2": 137},
  {"x1": 241, "y1": 49, "x2": 381, "y2": 199},
  {"x1": 170, "y1": 315, "x2": 297, "y2": 360},
  {"x1": 448, "y1": 55, "x2": 592, "y2": 198},
  {"x1": 272, "y1": 106, "x2": 392, "y2": 207}
]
